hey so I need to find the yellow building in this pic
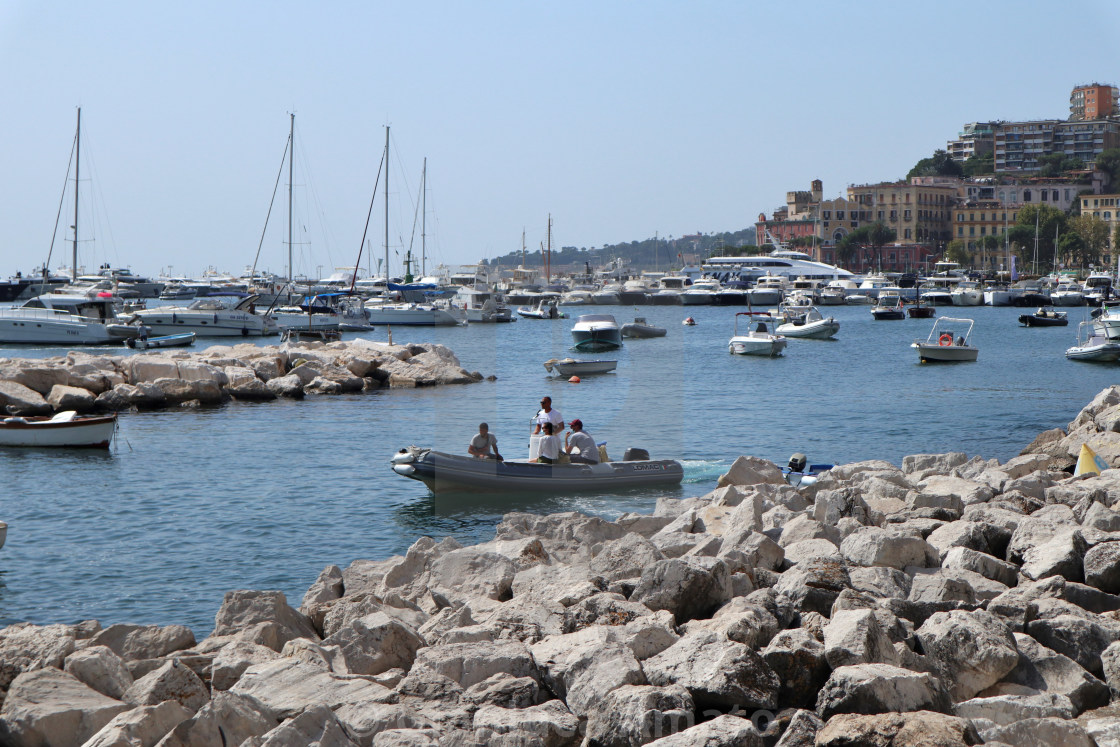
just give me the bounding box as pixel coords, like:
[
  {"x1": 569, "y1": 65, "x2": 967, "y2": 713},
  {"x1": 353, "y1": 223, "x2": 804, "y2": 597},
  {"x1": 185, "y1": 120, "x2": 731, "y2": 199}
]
[
  {"x1": 952, "y1": 201, "x2": 1019, "y2": 249},
  {"x1": 846, "y1": 180, "x2": 956, "y2": 244},
  {"x1": 1081, "y1": 194, "x2": 1120, "y2": 256}
]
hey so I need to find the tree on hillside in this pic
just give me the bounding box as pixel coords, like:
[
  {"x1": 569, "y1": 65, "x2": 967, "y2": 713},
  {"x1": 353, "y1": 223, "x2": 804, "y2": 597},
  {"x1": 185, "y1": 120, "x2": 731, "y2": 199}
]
[
  {"x1": 907, "y1": 149, "x2": 964, "y2": 179},
  {"x1": 961, "y1": 152, "x2": 995, "y2": 178},
  {"x1": 1037, "y1": 153, "x2": 1084, "y2": 178},
  {"x1": 976, "y1": 234, "x2": 1001, "y2": 271},
  {"x1": 1057, "y1": 232, "x2": 1089, "y2": 269},
  {"x1": 1097, "y1": 148, "x2": 1120, "y2": 189},
  {"x1": 1008, "y1": 204, "x2": 1067, "y2": 273},
  {"x1": 1068, "y1": 214, "x2": 1110, "y2": 268},
  {"x1": 945, "y1": 239, "x2": 972, "y2": 267}
]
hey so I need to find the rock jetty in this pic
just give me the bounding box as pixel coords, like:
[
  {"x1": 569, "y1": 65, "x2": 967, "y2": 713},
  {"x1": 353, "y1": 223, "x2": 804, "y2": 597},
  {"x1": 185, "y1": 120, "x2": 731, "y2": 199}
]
[
  {"x1": 0, "y1": 340, "x2": 485, "y2": 414},
  {"x1": 7, "y1": 389, "x2": 1120, "y2": 745}
]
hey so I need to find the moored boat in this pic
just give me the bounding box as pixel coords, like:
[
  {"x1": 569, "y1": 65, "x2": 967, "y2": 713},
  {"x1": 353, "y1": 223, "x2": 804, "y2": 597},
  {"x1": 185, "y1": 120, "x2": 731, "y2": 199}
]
[
  {"x1": 571, "y1": 314, "x2": 623, "y2": 351},
  {"x1": 0, "y1": 411, "x2": 117, "y2": 448},
  {"x1": 729, "y1": 312, "x2": 786, "y2": 356},
  {"x1": 912, "y1": 316, "x2": 978, "y2": 362},
  {"x1": 620, "y1": 317, "x2": 667, "y2": 339},
  {"x1": 870, "y1": 294, "x2": 906, "y2": 321},
  {"x1": 1067, "y1": 321, "x2": 1120, "y2": 362},
  {"x1": 776, "y1": 306, "x2": 839, "y2": 339},
  {"x1": 124, "y1": 332, "x2": 196, "y2": 349},
  {"x1": 1018, "y1": 307, "x2": 1068, "y2": 327},
  {"x1": 543, "y1": 358, "x2": 618, "y2": 377},
  {"x1": 390, "y1": 446, "x2": 683, "y2": 493}
]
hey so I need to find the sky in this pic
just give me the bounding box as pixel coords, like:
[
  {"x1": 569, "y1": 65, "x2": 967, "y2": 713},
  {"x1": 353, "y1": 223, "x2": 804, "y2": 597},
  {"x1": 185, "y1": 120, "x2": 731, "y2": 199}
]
[{"x1": 2, "y1": 1, "x2": 1120, "y2": 281}]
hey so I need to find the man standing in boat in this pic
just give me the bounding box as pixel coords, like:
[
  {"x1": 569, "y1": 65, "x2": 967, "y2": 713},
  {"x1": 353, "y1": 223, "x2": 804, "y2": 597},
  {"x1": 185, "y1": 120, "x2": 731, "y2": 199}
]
[
  {"x1": 564, "y1": 419, "x2": 599, "y2": 464},
  {"x1": 468, "y1": 422, "x2": 503, "y2": 461},
  {"x1": 533, "y1": 396, "x2": 564, "y2": 436}
]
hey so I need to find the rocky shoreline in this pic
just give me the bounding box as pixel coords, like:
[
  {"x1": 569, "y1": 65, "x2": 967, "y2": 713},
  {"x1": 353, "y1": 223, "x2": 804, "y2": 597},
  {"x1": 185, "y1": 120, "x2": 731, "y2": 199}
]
[
  {"x1": 6, "y1": 390, "x2": 1120, "y2": 745},
  {"x1": 0, "y1": 339, "x2": 486, "y2": 414}
]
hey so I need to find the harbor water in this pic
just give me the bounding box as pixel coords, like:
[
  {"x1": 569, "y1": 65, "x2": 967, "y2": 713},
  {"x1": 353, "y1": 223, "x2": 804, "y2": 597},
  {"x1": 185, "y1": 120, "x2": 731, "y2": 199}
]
[{"x1": 0, "y1": 302, "x2": 1116, "y2": 634}]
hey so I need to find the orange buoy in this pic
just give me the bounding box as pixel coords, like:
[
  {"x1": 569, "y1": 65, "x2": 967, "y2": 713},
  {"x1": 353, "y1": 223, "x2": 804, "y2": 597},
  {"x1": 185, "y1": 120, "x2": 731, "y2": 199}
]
[{"x1": 569, "y1": 376, "x2": 581, "y2": 383}]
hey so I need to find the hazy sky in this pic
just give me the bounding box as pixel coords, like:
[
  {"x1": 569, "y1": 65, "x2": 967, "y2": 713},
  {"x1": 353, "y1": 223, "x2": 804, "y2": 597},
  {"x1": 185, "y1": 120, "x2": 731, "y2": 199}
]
[{"x1": 3, "y1": 1, "x2": 1119, "y2": 280}]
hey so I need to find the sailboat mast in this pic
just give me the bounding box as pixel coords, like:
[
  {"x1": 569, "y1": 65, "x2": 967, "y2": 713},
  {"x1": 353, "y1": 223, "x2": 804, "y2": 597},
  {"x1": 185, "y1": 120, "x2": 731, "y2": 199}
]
[
  {"x1": 72, "y1": 107, "x2": 80, "y2": 281},
  {"x1": 546, "y1": 214, "x2": 552, "y2": 283},
  {"x1": 384, "y1": 126, "x2": 390, "y2": 282},
  {"x1": 287, "y1": 113, "x2": 294, "y2": 302},
  {"x1": 421, "y1": 157, "x2": 427, "y2": 277}
]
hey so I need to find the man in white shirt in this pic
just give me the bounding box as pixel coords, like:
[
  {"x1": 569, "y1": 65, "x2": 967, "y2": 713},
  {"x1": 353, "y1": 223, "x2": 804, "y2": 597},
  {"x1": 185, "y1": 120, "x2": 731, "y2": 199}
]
[
  {"x1": 536, "y1": 422, "x2": 561, "y2": 464},
  {"x1": 533, "y1": 396, "x2": 564, "y2": 435},
  {"x1": 468, "y1": 422, "x2": 502, "y2": 461},
  {"x1": 564, "y1": 419, "x2": 600, "y2": 464}
]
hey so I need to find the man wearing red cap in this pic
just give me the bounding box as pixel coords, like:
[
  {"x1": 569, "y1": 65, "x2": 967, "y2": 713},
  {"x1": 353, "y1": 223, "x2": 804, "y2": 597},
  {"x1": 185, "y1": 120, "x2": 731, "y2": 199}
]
[{"x1": 564, "y1": 419, "x2": 599, "y2": 464}]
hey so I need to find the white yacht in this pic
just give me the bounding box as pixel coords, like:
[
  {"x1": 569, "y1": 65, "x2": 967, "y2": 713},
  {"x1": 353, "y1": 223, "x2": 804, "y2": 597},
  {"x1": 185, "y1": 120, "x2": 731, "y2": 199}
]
[
  {"x1": 130, "y1": 293, "x2": 279, "y2": 337},
  {"x1": 1050, "y1": 282, "x2": 1085, "y2": 307},
  {"x1": 650, "y1": 275, "x2": 692, "y2": 305},
  {"x1": 366, "y1": 302, "x2": 465, "y2": 326},
  {"x1": 949, "y1": 280, "x2": 984, "y2": 306},
  {"x1": 982, "y1": 283, "x2": 1015, "y2": 307},
  {"x1": 457, "y1": 289, "x2": 513, "y2": 322},
  {"x1": 591, "y1": 282, "x2": 623, "y2": 305},
  {"x1": 748, "y1": 275, "x2": 786, "y2": 306},
  {"x1": 701, "y1": 249, "x2": 855, "y2": 286},
  {"x1": 0, "y1": 292, "x2": 137, "y2": 345}
]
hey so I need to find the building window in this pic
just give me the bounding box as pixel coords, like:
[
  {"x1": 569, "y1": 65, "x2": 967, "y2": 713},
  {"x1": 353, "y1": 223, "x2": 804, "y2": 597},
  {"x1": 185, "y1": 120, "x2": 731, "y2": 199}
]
[
  {"x1": 837, "y1": 210, "x2": 845, "y2": 220},
  {"x1": 1042, "y1": 191, "x2": 1048, "y2": 201},
  {"x1": 980, "y1": 227, "x2": 986, "y2": 235},
  {"x1": 1024, "y1": 190, "x2": 1032, "y2": 202},
  {"x1": 957, "y1": 213, "x2": 964, "y2": 221},
  {"x1": 1053, "y1": 190, "x2": 1059, "y2": 201},
  {"x1": 958, "y1": 227, "x2": 964, "y2": 236},
  {"x1": 969, "y1": 227, "x2": 975, "y2": 236},
  {"x1": 905, "y1": 229, "x2": 912, "y2": 239},
  {"x1": 823, "y1": 211, "x2": 831, "y2": 219}
]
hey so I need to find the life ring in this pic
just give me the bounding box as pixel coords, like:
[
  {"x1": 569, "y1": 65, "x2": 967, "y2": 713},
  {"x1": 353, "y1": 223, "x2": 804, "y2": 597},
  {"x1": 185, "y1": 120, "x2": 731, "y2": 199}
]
[{"x1": 938, "y1": 333, "x2": 953, "y2": 347}]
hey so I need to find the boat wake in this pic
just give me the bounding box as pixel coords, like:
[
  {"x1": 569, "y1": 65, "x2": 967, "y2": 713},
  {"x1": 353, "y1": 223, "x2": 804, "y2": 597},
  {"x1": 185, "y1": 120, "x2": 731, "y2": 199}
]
[{"x1": 679, "y1": 459, "x2": 727, "y2": 484}]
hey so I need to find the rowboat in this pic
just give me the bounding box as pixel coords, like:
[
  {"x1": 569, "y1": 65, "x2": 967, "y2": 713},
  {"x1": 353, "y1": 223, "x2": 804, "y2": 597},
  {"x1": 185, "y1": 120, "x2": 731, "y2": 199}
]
[
  {"x1": 0, "y1": 411, "x2": 117, "y2": 448},
  {"x1": 391, "y1": 446, "x2": 683, "y2": 493}
]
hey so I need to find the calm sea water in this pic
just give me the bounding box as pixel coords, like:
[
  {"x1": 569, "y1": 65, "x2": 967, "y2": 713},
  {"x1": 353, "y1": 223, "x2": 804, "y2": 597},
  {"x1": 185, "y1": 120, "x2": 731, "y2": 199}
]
[{"x1": 0, "y1": 303, "x2": 1115, "y2": 634}]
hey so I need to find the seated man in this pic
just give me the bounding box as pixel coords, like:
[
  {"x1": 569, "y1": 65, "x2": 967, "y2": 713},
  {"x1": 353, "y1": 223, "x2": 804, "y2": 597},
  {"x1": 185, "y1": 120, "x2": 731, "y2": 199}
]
[
  {"x1": 536, "y1": 422, "x2": 560, "y2": 464},
  {"x1": 564, "y1": 419, "x2": 600, "y2": 464},
  {"x1": 468, "y1": 422, "x2": 503, "y2": 461}
]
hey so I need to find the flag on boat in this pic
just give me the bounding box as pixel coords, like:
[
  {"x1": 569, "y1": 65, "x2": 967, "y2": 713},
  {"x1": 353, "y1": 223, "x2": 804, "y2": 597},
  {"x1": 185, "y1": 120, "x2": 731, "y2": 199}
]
[
  {"x1": 1010, "y1": 255, "x2": 1018, "y2": 282},
  {"x1": 1074, "y1": 443, "x2": 1110, "y2": 477}
]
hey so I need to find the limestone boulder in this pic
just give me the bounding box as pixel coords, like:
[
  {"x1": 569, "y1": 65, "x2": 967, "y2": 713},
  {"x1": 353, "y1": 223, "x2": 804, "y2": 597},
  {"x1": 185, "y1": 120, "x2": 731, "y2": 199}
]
[
  {"x1": 644, "y1": 715, "x2": 762, "y2": 747},
  {"x1": 630, "y1": 556, "x2": 731, "y2": 624},
  {"x1": 265, "y1": 374, "x2": 304, "y2": 398},
  {"x1": 783, "y1": 538, "x2": 842, "y2": 565},
  {"x1": 982, "y1": 632, "x2": 1108, "y2": 714},
  {"x1": 209, "y1": 641, "x2": 280, "y2": 691},
  {"x1": 954, "y1": 692, "x2": 1075, "y2": 726},
  {"x1": 411, "y1": 639, "x2": 538, "y2": 691},
  {"x1": 761, "y1": 628, "x2": 831, "y2": 710},
  {"x1": 823, "y1": 608, "x2": 901, "y2": 669},
  {"x1": 583, "y1": 684, "x2": 694, "y2": 747},
  {"x1": 211, "y1": 591, "x2": 319, "y2": 651},
  {"x1": 64, "y1": 645, "x2": 134, "y2": 699},
  {"x1": 1085, "y1": 541, "x2": 1120, "y2": 593},
  {"x1": 773, "y1": 709, "x2": 824, "y2": 747},
  {"x1": 717, "y1": 455, "x2": 787, "y2": 487},
  {"x1": 980, "y1": 717, "x2": 1094, "y2": 747},
  {"x1": 589, "y1": 532, "x2": 665, "y2": 582},
  {"x1": 681, "y1": 597, "x2": 778, "y2": 649},
  {"x1": 902, "y1": 451, "x2": 970, "y2": 479},
  {"x1": 0, "y1": 667, "x2": 129, "y2": 747},
  {"x1": 230, "y1": 659, "x2": 392, "y2": 720},
  {"x1": 815, "y1": 663, "x2": 952, "y2": 720},
  {"x1": 224, "y1": 367, "x2": 276, "y2": 400},
  {"x1": 301, "y1": 565, "x2": 344, "y2": 613},
  {"x1": 240, "y1": 704, "x2": 359, "y2": 747},
  {"x1": 322, "y1": 612, "x2": 424, "y2": 676},
  {"x1": 916, "y1": 610, "x2": 1019, "y2": 702},
  {"x1": 777, "y1": 513, "x2": 840, "y2": 547},
  {"x1": 529, "y1": 630, "x2": 644, "y2": 717},
  {"x1": 815, "y1": 711, "x2": 981, "y2": 747},
  {"x1": 643, "y1": 631, "x2": 779, "y2": 712},
  {"x1": 1020, "y1": 527, "x2": 1089, "y2": 583},
  {"x1": 46, "y1": 384, "x2": 97, "y2": 412},
  {"x1": 1025, "y1": 599, "x2": 1120, "y2": 676},
  {"x1": 471, "y1": 700, "x2": 579, "y2": 747},
  {"x1": 941, "y1": 547, "x2": 1019, "y2": 587},
  {"x1": 461, "y1": 672, "x2": 540, "y2": 709},
  {"x1": 91, "y1": 624, "x2": 196, "y2": 662},
  {"x1": 82, "y1": 701, "x2": 193, "y2": 747},
  {"x1": 510, "y1": 562, "x2": 604, "y2": 609},
  {"x1": 0, "y1": 622, "x2": 79, "y2": 690},
  {"x1": 122, "y1": 659, "x2": 210, "y2": 712},
  {"x1": 773, "y1": 557, "x2": 853, "y2": 616},
  {"x1": 0, "y1": 379, "x2": 52, "y2": 414},
  {"x1": 840, "y1": 526, "x2": 938, "y2": 569}
]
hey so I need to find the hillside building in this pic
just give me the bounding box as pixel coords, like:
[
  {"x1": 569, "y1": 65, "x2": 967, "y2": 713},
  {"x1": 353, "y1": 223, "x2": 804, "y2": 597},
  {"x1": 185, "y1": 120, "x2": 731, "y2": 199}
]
[
  {"x1": 1071, "y1": 83, "x2": 1119, "y2": 121},
  {"x1": 947, "y1": 122, "x2": 997, "y2": 162},
  {"x1": 845, "y1": 180, "x2": 956, "y2": 244},
  {"x1": 993, "y1": 119, "x2": 1120, "y2": 173}
]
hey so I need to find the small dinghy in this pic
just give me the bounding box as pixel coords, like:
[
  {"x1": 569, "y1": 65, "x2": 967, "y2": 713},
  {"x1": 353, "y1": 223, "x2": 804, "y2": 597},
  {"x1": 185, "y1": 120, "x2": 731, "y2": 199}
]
[
  {"x1": 124, "y1": 332, "x2": 196, "y2": 349},
  {"x1": 1019, "y1": 306, "x2": 1069, "y2": 327},
  {"x1": 0, "y1": 411, "x2": 117, "y2": 448},
  {"x1": 729, "y1": 312, "x2": 786, "y2": 356},
  {"x1": 543, "y1": 358, "x2": 618, "y2": 377},
  {"x1": 776, "y1": 306, "x2": 839, "y2": 339},
  {"x1": 391, "y1": 446, "x2": 683, "y2": 493},
  {"x1": 1067, "y1": 321, "x2": 1120, "y2": 362},
  {"x1": 620, "y1": 317, "x2": 667, "y2": 339},
  {"x1": 517, "y1": 300, "x2": 565, "y2": 319},
  {"x1": 782, "y1": 453, "x2": 833, "y2": 488},
  {"x1": 912, "y1": 317, "x2": 977, "y2": 362}
]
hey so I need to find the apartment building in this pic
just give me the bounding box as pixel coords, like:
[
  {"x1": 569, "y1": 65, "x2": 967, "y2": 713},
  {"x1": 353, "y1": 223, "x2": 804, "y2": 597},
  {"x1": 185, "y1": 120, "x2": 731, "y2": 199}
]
[
  {"x1": 1071, "y1": 83, "x2": 1119, "y2": 121},
  {"x1": 946, "y1": 122, "x2": 997, "y2": 162},
  {"x1": 994, "y1": 119, "x2": 1120, "y2": 173},
  {"x1": 952, "y1": 200, "x2": 1020, "y2": 247},
  {"x1": 846, "y1": 181, "x2": 956, "y2": 244},
  {"x1": 1080, "y1": 194, "x2": 1120, "y2": 253}
]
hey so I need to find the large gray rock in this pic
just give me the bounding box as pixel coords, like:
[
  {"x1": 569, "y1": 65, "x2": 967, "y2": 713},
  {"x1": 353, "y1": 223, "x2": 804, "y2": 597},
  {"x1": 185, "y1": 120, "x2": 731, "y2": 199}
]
[
  {"x1": 90, "y1": 624, "x2": 196, "y2": 662},
  {"x1": 155, "y1": 690, "x2": 280, "y2": 747},
  {"x1": 0, "y1": 667, "x2": 130, "y2": 747},
  {"x1": 64, "y1": 645, "x2": 134, "y2": 700},
  {"x1": 122, "y1": 659, "x2": 210, "y2": 713},
  {"x1": 772, "y1": 557, "x2": 853, "y2": 616},
  {"x1": 529, "y1": 629, "x2": 644, "y2": 718},
  {"x1": 46, "y1": 384, "x2": 97, "y2": 412},
  {"x1": 0, "y1": 379, "x2": 52, "y2": 415},
  {"x1": 1025, "y1": 598, "x2": 1120, "y2": 676},
  {"x1": 1020, "y1": 527, "x2": 1089, "y2": 582},
  {"x1": 630, "y1": 557, "x2": 731, "y2": 624},
  {"x1": 210, "y1": 640, "x2": 279, "y2": 691},
  {"x1": 471, "y1": 700, "x2": 579, "y2": 747},
  {"x1": 840, "y1": 526, "x2": 938, "y2": 569},
  {"x1": 1085, "y1": 542, "x2": 1120, "y2": 593},
  {"x1": 589, "y1": 533, "x2": 665, "y2": 583},
  {"x1": 680, "y1": 598, "x2": 778, "y2": 649},
  {"x1": 0, "y1": 622, "x2": 79, "y2": 690},
  {"x1": 815, "y1": 663, "x2": 952, "y2": 719},
  {"x1": 211, "y1": 590, "x2": 319, "y2": 651},
  {"x1": 230, "y1": 659, "x2": 392, "y2": 720},
  {"x1": 761, "y1": 628, "x2": 830, "y2": 710},
  {"x1": 953, "y1": 692, "x2": 1075, "y2": 726},
  {"x1": 461, "y1": 672, "x2": 540, "y2": 709},
  {"x1": 82, "y1": 701, "x2": 193, "y2": 747},
  {"x1": 980, "y1": 717, "x2": 1094, "y2": 747},
  {"x1": 322, "y1": 612, "x2": 425, "y2": 676},
  {"x1": 717, "y1": 456, "x2": 786, "y2": 487},
  {"x1": 583, "y1": 684, "x2": 694, "y2": 747},
  {"x1": 982, "y1": 633, "x2": 1108, "y2": 714},
  {"x1": 643, "y1": 631, "x2": 779, "y2": 712},
  {"x1": 815, "y1": 710, "x2": 980, "y2": 747},
  {"x1": 410, "y1": 639, "x2": 538, "y2": 691},
  {"x1": 916, "y1": 610, "x2": 1019, "y2": 702},
  {"x1": 822, "y1": 608, "x2": 901, "y2": 669},
  {"x1": 941, "y1": 546, "x2": 1019, "y2": 587},
  {"x1": 644, "y1": 715, "x2": 763, "y2": 747},
  {"x1": 240, "y1": 704, "x2": 359, "y2": 747}
]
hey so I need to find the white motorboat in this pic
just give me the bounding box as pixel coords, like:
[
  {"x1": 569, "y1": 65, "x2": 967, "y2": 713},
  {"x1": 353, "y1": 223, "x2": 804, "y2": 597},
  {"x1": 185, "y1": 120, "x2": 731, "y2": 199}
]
[
  {"x1": 680, "y1": 279, "x2": 721, "y2": 306},
  {"x1": 159, "y1": 282, "x2": 197, "y2": 301},
  {"x1": 776, "y1": 306, "x2": 839, "y2": 339},
  {"x1": 558, "y1": 290, "x2": 593, "y2": 306},
  {"x1": 870, "y1": 294, "x2": 906, "y2": 320},
  {"x1": 543, "y1": 358, "x2": 618, "y2": 377},
  {"x1": 1091, "y1": 302, "x2": 1120, "y2": 341},
  {"x1": 459, "y1": 289, "x2": 514, "y2": 322},
  {"x1": 949, "y1": 281, "x2": 984, "y2": 306},
  {"x1": 912, "y1": 317, "x2": 978, "y2": 362},
  {"x1": 517, "y1": 299, "x2": 565, "y2": 319},
  {"x1": 0, "y1": 292, "x2": 138, "y2": 345},
  {"x1": 620, "y1": 317, "x2": 667, "y2": 339},
  {"x1": 983, "y1": 283, "x2": 1015, "y2": 307},
  {"x1": 729, "y1": 312, "x2": 787, "y2": 356},
  {"x1": 591, "y1": 282, "x2": 623, "y2": 305},
  {"x1": 391, "y1": 446, "x2": 683, "y2": 493},
  {"x1": 124, "y1": 332, "x2": 196, "y2": 350},
  {"x1": 571, "y1": 314, "x2": 623, "y2": 351},
  {"x1": 0, "y1": 411, "x2": 117, "y2": 448},
  {"x1": 1050, "y1": 282, "x2": 1086, "y2": 307},
  {"x1": 366, "y1": 302, "x2": 465, "y2": 326},
  {"x1": 129, "y1": 293, "x2": 278, "y2": 337},
  {"x1": 820, "y1": 279, "x2": 856, "y2": 306},
  {"x1": 650, "y1": 275, "x2": 691, "y2": 305},
  {"x1": 1067, "y1": 321, "x2": 1120, "y2": 362},
  {"x1": 748, "y1": 275, "x2": 786, "y2": 306},
  {"x1": 1084, "y1": 272, "x2": 1114, "y2": 306}
]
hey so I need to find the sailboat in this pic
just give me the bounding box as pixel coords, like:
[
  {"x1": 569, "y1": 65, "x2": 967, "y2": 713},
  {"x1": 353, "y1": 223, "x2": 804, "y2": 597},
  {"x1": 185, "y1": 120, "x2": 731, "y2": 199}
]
[
  {"x1": 0, "y1": 109, "x2": 140, "y2": 345},
  {"x1": 366, "y1": 131, "x2": 464, "y2": 326}
]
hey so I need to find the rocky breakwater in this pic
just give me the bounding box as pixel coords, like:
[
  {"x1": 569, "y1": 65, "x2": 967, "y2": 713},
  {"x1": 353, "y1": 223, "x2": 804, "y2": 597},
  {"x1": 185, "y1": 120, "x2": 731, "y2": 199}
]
[
  {"x1": 0, "y1": 339, "x2": 485, "y2": 413},
  {"x1": 7, "y1": 391, "x2": 1120, "y2": 745}
]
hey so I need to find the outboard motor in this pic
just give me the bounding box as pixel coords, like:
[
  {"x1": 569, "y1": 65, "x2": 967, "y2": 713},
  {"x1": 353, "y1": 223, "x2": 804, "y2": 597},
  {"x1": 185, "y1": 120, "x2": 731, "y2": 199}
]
[
  {"x1": 623, "y1": 447, "x2": 650, "y2": 461},
  {"x1": 788, "y1": 453, "x2": 807, "y2": 473}
]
